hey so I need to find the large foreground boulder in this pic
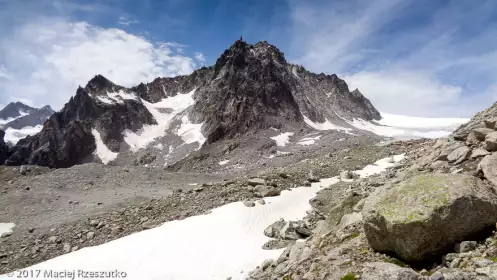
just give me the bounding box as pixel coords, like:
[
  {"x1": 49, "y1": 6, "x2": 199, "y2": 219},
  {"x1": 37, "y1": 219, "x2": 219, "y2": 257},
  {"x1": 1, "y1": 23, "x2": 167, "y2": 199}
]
[{"x1": 363, "y1": 173, "x2": 497, "y2": 262}]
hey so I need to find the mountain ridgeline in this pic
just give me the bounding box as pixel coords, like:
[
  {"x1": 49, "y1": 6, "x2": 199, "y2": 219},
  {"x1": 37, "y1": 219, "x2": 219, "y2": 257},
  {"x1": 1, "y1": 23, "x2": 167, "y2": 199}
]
[{"x1": 2, "y1": 40, "x2": 380, "y2": 168}]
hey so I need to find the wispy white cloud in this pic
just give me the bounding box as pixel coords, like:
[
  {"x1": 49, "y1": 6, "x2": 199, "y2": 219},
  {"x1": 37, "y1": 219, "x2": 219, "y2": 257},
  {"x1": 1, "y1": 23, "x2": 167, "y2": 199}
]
[
  {"x1": 287, "y1": 0, "x2": 497, "y2": 117},
  {"x1": 118, "y1": 16, "x2": 139, "y2": 26},
  {"x1": 0, "y1": 17, "x2": 198, "y2": 109},
  {"x1": 195, "y1": 52, "x2": 206, "y2": 64}
]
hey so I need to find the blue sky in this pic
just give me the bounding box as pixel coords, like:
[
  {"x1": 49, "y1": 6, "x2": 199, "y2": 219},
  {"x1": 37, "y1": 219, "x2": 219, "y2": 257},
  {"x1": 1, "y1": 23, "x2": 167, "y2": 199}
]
[{"x1": 1, "y1": 0, "x2": 497, "y2": 117}]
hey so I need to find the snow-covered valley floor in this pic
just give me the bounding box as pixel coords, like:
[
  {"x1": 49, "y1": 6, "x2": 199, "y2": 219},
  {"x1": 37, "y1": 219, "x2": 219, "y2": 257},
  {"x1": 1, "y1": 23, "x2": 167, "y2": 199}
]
[{"x1": 0, "y1": 155, "x2": 404, "y2": 280}]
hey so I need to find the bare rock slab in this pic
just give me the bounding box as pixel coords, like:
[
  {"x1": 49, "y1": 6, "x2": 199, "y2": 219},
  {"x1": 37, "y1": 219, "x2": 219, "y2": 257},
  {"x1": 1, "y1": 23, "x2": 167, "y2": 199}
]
[
  {"x1": 361, "y1": 262, "x2": 423, "y2": 280},
  {"x1": 363, "y1": 173, "x2": 497, "y2": 262}
]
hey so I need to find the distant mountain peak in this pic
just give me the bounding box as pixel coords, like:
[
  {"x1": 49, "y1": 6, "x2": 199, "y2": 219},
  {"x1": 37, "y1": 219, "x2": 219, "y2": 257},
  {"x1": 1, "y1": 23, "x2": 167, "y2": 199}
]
[{"x1": 85, "y1": 74, "x2": 115, "y2": 91}]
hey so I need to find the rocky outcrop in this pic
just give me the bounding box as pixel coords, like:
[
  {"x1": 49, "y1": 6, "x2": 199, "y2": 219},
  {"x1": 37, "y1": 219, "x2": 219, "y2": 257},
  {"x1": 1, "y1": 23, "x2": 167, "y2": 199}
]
[
  {"x1": 363, "y1": 173, "x2": 497, "y2": 262},
  {"x1": 0, "y1": 130, "x2": 9, "y2": 164},
  {"x1": 5, "y1": 76, "x2": 155, "y2": 168},
  {"x1": 361, "y1": 262, "x2": 423, "y2": 280}
]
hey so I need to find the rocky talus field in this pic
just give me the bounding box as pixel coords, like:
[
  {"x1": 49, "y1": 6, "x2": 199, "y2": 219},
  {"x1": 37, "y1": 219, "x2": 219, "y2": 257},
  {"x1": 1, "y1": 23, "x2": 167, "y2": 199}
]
[{"x1": 248, "y1": 116, "x2": 497, "y2": 280}]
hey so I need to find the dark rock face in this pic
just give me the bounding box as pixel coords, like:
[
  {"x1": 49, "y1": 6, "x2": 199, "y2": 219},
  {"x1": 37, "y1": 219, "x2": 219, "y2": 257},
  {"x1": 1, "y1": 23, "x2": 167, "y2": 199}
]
[
  {"x1": 4, "y1": 40, "x2": 381, "y2": 168},
  {"x1": 5, "y1": 76, "x2": 156, "y2": 168},
  {"x1": 1, "y1": 105, "x2": 55, "y2": 130},
  {"x1": 0, "y1": 130, "x2": 9, "y2": 164}
]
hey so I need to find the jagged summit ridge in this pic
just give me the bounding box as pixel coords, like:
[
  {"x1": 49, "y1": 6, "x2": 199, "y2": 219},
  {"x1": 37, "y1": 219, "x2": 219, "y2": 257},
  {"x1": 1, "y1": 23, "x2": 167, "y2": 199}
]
[{"x1": 4, "y1": 39, "x2": 382, "y2": 168}]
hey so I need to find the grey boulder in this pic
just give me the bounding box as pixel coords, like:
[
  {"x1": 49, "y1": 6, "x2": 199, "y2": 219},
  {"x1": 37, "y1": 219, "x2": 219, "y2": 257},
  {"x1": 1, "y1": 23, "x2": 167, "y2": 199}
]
[
  {"x1": 485, "y1": 132, "x2": 497, "y2": 152},
  {"x1": 363, "y1": 173, "x2": 497, "y2": 262},
  {"x1": 479, "y1": 153, "x2": 497, "y2": 187},
  {"x1": 447, "y1": 146, "x2": 471, "y2": 164}
]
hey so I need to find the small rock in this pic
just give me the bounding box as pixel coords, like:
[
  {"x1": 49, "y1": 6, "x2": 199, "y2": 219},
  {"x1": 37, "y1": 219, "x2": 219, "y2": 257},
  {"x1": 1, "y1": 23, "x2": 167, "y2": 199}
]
[
  {"x1": 243, "y1": 201, "x2": 256, "y2": 207},
  {"x1": 478, "y1": 153, "x2": 497, "y2": 186},
  {"x1": 194, "y1": 187, "x2": 204, "y2": 192},
  {"x1": 338, "y1": 212, "x2": 363, "y2": 229},
  {"x1": 447, "y1": 146, "x2": 471, "y2": 164},
  {"x1": 257, "y1": 199, "x2": 266, "y2": 205},
  {"x1": 485, "y1": 118, "x2": 497, "y2": 129},
  {"x1": 48, "y1": 236, "x2": 58, "y2": 243},
  {"x1": 473, "y1": 128, "x2": 495, "y2": 141},
  {"x1": 86, "y1": 231, "x2": 95, "y2": 240},
  {"x1": 262, "y1": 239, "x2": 295, "y2": 250},
  {"x1": 89, "y1": 219, "x2": 99, "y2": 227},
  {"x1": 254, "y1": 185, "x2": 281, "y2": 198},
  {"x1": 340, "y1": 170, "x2": 358, "y2": 180},
  {"x1": 141, "y1": 221, "x2": 155, "y2": 229},
  {"x1": 63, "y1": 243, "x2": 71, "y2": 253},
  {"x1": 71, "y1": 246, "x2": 79, "y2": 252},
  {"x1": 472, "y1": 257, "x2": 494, "y2": 268},
  {"x1": 20, "y1": 165, "x2": 29, "y2": 175},
  {"x1": 485, "y1": 131, "x2": 497, "y2": 151},
  {"x1": 247, "y1": 178, "x2": 265, "y2": 186},
  {"x1": 455, "y1": 241, "x2": 478, "y2": 253},
  {"x1": 471, "y1": 148, "x2": 490, "y2": 159},
  {"x1": 307, "y1": 170, "x2": 319, "y2": 182},
  {"x1": 0, "y1": 232, "x2": 12, "y2": 238},
  {"x1": 428, "y1": 271, "x2": 444, "y2": 280}
]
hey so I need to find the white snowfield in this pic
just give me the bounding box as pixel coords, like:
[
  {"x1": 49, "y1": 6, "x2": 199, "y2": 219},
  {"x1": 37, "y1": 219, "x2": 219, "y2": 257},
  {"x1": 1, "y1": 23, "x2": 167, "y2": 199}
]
[
  {"x1": 302, "y1": 111, "x2": 469, "y2": 139},
  {"x1": 124, "y1": 89, "x2": 198, "y2": 152},
  {"x1": 351, "y1": 112, "x2": 469, "y2": 139},
  {"x1": 0, "y1": 154, "x2": 405, "y2": 280}
]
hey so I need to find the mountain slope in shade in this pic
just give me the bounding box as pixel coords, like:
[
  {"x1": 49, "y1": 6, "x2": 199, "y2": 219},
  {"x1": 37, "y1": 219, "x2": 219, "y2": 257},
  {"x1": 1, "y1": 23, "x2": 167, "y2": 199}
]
[
  {"x1": 4, "y1": 39, "x2": 381, "y2": 168},
  {"x1": 0, "y1": 102, "x2": 35, "y2": 122},
  {"x1": 0, "y1": 130, "x2": 8, "y2": 164},
  {"x1": 0, "y1": 102, "x2": 55, "y2": 146}
]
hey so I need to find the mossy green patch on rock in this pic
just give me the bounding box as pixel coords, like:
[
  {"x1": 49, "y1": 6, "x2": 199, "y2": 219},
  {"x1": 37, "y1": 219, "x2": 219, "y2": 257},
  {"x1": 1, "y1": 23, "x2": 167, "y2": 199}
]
[
  {"x1": 376, "y1": 174, "x2": 454, "y2": 224},
  {"x1": 341, "y1": 273, "x2": 357, "y2": 280}
]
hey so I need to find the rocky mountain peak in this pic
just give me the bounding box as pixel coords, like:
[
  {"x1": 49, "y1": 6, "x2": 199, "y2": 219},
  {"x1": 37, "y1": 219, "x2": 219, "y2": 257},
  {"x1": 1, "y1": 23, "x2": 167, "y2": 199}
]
[
  {"x1": 85, "y1": 74, "x2": 116, "y2": 91},
  {"x1": 0, "y1": 102, "x2": 36, "y2": 120},
  {"x1": 4, "y1": 39, "x2": 383, "y2": 168}
]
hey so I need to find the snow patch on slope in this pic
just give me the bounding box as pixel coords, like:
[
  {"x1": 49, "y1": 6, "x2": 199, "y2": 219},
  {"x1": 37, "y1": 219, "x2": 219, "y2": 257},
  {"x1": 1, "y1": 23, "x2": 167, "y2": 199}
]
[
  {"x1": 4, "y1": 125, "x2": 43, "y2": 144},
  {"x1": 94, "y1": 90, "x2": 139, "y2": 105},
  {"x1": 219, "y1": 160, "x2": 230, "y2": 166},
  {"x1": 1, "y1": 155, "x2": 404, "y2": 280},
  {"x1": 91, "y1": 129, "x2": 118, "y2": 164},
  {"x1": 176, "y1": 115, "x2": 205, "y2": 149},
  {"x1": 0, "y1": 223, "x2": 14, "y2": 236},
  {"x1": 270, "y1": 132, "x2": 294, "y2": 147},
  {"x1": 124, "y1": 90, "x2": 195, "y2": 152},
  {"x1": 303, "y1": 116, "x2": 352, "y2": 133},
  {"x1": 298, "y1": 135, "x2": 321, "y2": 146},
  {"x1": 0, "y1": 110, "x2": 29, "y2": 126}
]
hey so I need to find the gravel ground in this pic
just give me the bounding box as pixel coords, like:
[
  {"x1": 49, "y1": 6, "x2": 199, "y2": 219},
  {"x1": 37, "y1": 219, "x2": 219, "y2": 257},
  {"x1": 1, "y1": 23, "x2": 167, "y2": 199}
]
[{"x1": 0, "y1": 139, "x2": 422, "y2": 273}]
